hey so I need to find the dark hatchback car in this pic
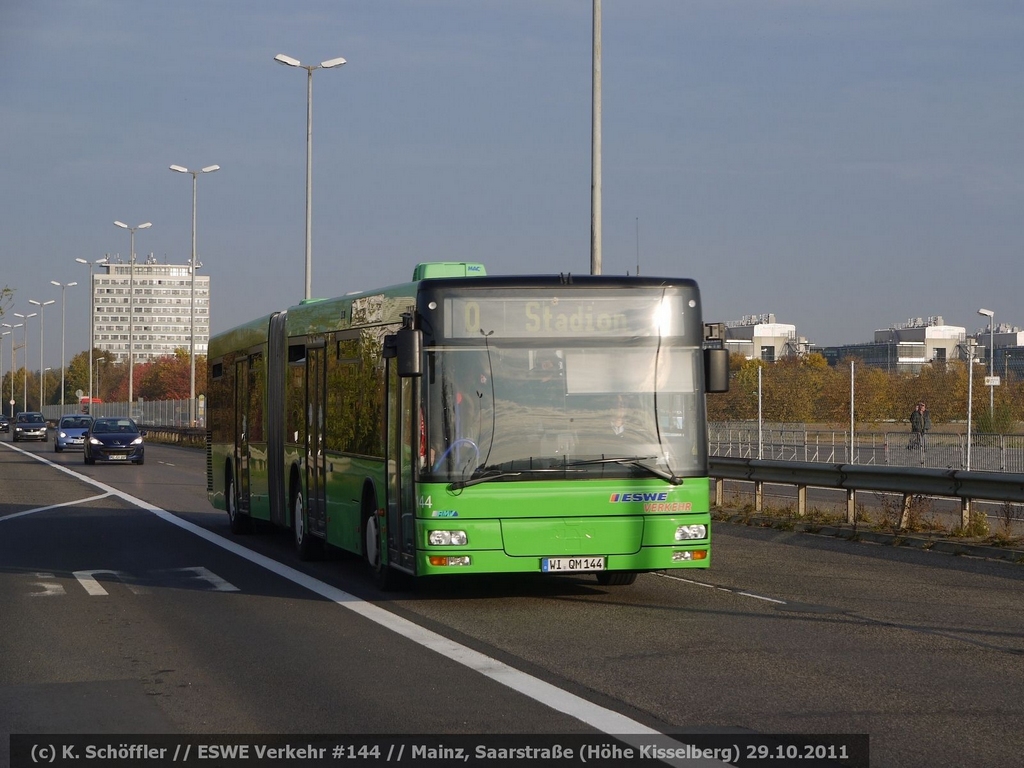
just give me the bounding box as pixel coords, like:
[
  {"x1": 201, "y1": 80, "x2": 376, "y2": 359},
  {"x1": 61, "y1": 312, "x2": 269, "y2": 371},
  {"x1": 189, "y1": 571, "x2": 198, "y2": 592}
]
[
  {"x1": 84, "y1": 417, "x2": 146, "y2": 465},
  {"x1": 55, "y1": 414, "x2": 94, "y2": 452},
  {"x1": 0, "y1": 414, "x2": 9, "y2": 433},
  {"x1": 12, "y1": 412, "x2": 48, "y2": 442}
]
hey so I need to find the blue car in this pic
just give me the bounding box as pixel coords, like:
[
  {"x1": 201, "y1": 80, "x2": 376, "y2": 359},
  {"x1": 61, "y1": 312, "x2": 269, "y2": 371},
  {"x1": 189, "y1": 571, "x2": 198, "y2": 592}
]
[
  {"x1": 55, "y1": 414, "x2": 93, "y2": 452},
  {"x1": 84, "y1": 417, "x2": 146, "y2": 465}
]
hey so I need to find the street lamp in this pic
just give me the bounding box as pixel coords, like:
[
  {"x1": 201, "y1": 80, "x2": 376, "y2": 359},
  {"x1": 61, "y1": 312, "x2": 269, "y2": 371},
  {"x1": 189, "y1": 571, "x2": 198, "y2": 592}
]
[
  {"x1": 1, "y1": 328, "x2": 12, "y2": 418},
  {"x1": 591, "y1": 0, "x2": 602, "y2": 276},
  {"x1": 978, "y1": 308, "x2": 995, "y2": 418},
  {"x1": 29, "y1": 299, "x2": 56, "y2": 409},
  {"x1": 114, "y1": 221, "x2": 152, "y2": 411},
  {"x1": 1, "y1": 323, "x2": 22, "y2": 417},
  {"x1": 14, "y1": 312, "x2": 36, "y2": 412},
  {"x1": 6, "y1": 323, "x2": 23, "y2": 417},
  {"x1": 274, "y1": 52, "x2": 346, "y2": 301},
  {"x1": 50, "y1": 280, "x2": 78, "y2": 408},
  {"x1": 76, "y1": 256, "x2": 108, "y2": 410},
  {"x1": 170, "y1": 163, "x2": 220, "y2": 426}
]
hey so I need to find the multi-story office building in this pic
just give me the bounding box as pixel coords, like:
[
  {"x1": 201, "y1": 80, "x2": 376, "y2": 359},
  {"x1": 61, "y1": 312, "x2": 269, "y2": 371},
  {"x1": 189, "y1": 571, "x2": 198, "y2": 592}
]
[{"x1": 91, "y1": 256, "x2": 210, "y2": 364}]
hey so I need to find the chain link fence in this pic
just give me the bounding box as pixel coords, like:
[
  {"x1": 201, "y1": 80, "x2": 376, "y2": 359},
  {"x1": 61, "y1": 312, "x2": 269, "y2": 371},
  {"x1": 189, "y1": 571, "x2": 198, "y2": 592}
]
[
  {"x1": 37, "y1": 401, "x2": 1016, "y2": 473},
  {"x1": 41, "y1": 398, "x2": 205, "y2": 428},
  {"x1": 709, "y1": 423, "x2": 1024, "y2": 472}
]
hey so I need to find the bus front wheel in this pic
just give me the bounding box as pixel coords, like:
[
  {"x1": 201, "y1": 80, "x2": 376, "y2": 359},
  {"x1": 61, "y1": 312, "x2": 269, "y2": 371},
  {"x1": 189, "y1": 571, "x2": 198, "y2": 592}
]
[
  {"x1": 596, "y1": 571, "x2": 637, "y2": 586},
  {"x1": 293, "y1": 487, "x2": 320, "y2": 561},
  {"x1": 364, "y1": 510, "x2": 400, "y2": 591},
  {"x1": 226, "y1": 474, "x2": 251, "y2": 534}
]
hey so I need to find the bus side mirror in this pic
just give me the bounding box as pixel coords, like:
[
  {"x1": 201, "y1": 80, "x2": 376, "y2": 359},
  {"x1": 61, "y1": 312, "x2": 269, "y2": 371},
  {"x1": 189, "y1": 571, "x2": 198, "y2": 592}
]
[
  {"x1": 704, "y1": 348, "x2": 729, "y2": 393},
  {"x1": 396, "y1": 328, "x2": 422, "y2": 377}
]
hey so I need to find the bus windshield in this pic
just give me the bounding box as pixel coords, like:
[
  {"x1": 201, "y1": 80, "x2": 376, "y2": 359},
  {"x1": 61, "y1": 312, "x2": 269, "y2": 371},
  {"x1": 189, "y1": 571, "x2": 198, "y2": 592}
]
[{"x1": 422, "y1": 342, "x2": 706, "y2": 484}]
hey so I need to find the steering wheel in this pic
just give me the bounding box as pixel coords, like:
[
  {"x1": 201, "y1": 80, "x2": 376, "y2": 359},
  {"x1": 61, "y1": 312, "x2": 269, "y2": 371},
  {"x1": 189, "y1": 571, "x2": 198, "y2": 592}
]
[{"x1": 433, "y1": 438, "x2": 480, "y2": 472}]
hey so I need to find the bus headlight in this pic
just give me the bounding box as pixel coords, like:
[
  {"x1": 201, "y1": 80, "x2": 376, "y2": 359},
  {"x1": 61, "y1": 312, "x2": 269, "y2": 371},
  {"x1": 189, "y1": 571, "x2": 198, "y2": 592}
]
[
  {"x1": 675, "y1": 524, "x2": 707, "y2": 541},
  {"x1": 428, "y1": 530, "x2": 468, "y2": 546}
]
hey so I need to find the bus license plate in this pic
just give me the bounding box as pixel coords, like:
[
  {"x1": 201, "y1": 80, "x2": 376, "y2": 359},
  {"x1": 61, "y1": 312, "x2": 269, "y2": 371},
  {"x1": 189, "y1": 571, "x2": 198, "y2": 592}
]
[{"x1": 541, "y1": 557, "x2": 605, "y2": 573}]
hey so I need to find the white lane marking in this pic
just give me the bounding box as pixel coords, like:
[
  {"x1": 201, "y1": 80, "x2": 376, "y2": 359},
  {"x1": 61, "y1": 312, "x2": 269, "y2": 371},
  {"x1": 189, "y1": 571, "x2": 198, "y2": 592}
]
[
  {"x1": 166, "y1": 566, "x2": 239, "y2": 592},
  {"x1": 2, "y1": 442, "x2": 730, "y2": 765},
  {"x1": 73, "y1": 569, "x2": 149, "y2": 596},
  {"x1": 28, "y1": 573, "x2": 66, "y2": 597},
  {"x1": 0, "y1": 492, "x2": 112, "y2": 523},
  {"x1": 738, "y1": 591, "x2": 787, "y2": 604},
  {"x1": 657, "y1": 572, "x2": 788, "y2": 605}
]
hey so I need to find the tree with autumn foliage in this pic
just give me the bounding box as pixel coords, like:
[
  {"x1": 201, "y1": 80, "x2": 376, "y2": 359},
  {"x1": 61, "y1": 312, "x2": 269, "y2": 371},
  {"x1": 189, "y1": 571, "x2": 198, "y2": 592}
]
[
  {"x1": 103, "y1": 349, "x2": 207, "y2": 402},
  {"x1": 706, "y1": 353, "x2": 1024, "y2": 431},
  {"x1": 135, "y1": 349, "x2": 206, "y2": 400}
]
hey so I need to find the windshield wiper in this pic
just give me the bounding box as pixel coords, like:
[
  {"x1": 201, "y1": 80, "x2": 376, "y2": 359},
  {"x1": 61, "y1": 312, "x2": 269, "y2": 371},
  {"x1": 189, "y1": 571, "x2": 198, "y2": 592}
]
[
  {"x1": 447, "y1": 455, "x2": 677, "y2": 491},
  {"x1": 568, "y1": 455, "x2": 656, "y2": 466},
  {"x1": 447, "y1": 463, "x2": 587, "y2": 491},
  {"x1": 448, "y1": 471, "x2": 523, "y2": 491},
  {"x1": 567, "y1": 456, "x2": 684, "y2": 485}
]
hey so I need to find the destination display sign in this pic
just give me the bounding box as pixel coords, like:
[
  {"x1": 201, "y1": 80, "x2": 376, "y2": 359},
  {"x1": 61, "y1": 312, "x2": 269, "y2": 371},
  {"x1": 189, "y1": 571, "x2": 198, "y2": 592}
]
[{"x1": 443, "y1": 295, "x2": 688, "y2": 339}]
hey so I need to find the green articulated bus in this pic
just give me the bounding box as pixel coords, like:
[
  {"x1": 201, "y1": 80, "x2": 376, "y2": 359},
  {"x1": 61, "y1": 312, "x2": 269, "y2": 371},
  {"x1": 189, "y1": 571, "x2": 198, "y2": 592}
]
[{"x1": 207, "y1": 262, "x2": 728, "y2": 589}]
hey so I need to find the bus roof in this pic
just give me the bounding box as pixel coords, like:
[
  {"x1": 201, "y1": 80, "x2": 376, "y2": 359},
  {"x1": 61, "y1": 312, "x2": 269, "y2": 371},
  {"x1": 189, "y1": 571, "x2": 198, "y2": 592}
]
[{"x1": 209, "y1": 262, "x2": 702, "y2": 353}]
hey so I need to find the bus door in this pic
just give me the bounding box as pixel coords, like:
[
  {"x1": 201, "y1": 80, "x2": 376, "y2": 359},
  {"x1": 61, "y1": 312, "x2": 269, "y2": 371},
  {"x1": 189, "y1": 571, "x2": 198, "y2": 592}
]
[
  {"x1": 305, "y1": 342, "x2": 327, "y2": 537},
  {"x1": 233, "y1": 357, "x2": 250, "y2": 514},
  {"x1": 385, "y1": 361, "x2": 417, "y2": 571}
]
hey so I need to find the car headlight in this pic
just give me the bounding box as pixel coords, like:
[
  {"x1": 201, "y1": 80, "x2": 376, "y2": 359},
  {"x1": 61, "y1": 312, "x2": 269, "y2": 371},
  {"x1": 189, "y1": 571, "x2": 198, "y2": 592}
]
[
  {"x1": 89, "y1": 437, "x2": 102, "y2": 445},
  {"x1": 59, "y1": 432, "x2": 67, "y2": 438},
  {"x1": 131, "y1": 437, "x2": 144, "y2": 445},
  {"x1": 428, "y1": 530, "x2": 468, "y2": 546}
]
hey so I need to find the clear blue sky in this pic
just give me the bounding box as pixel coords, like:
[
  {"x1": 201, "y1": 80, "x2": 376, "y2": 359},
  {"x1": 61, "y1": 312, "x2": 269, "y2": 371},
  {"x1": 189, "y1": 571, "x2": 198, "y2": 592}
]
[{"x1": 2, "y1": 1, "x2": 1022, "y2": 370}]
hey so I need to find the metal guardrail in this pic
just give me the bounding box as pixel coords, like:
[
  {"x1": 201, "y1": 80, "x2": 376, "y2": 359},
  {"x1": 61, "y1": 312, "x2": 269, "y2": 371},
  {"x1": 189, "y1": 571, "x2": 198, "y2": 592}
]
[
  {"x1": 709, "y1": 456, "x2": 1024, "y2": 528},
  {"x1": 139, "y1": 427, "x2": 206, "y2": 449}
]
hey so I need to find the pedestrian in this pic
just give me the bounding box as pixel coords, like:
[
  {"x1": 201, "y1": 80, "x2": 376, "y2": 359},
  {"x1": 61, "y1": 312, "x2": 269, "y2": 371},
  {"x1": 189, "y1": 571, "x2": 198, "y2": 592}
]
[{"x1": 908, "y1": 401, "x2": 931, "y2": 449}]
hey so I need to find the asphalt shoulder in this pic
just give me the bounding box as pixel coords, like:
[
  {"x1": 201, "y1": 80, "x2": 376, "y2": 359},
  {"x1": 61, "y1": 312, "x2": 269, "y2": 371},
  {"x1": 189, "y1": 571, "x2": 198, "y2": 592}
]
[{"x1": 713, "y1": 510, "x2": 1024, "y2": 565}]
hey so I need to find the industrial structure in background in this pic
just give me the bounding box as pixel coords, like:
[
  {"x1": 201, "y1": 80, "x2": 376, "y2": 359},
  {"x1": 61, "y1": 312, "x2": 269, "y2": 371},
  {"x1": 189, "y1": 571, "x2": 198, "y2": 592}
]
[
  {"x1": 90, "y1": 256, "x2": 210, "y2": 365},
  {"x1": 823, "y1": 317, "x2": 967, "y2": 373},
  {"x1": 724, "y1": 314, "x2": 811, "y2": 362},
  {"x1": 725, "y1": 313, "x2": 1024, "y2": 379}
]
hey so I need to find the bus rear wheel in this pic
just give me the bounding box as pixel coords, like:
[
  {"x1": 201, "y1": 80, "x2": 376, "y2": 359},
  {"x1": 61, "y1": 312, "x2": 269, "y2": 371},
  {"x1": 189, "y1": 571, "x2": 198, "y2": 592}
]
[{"x1": 596, "y1": 571, "x2": 637, "y2": 586}]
